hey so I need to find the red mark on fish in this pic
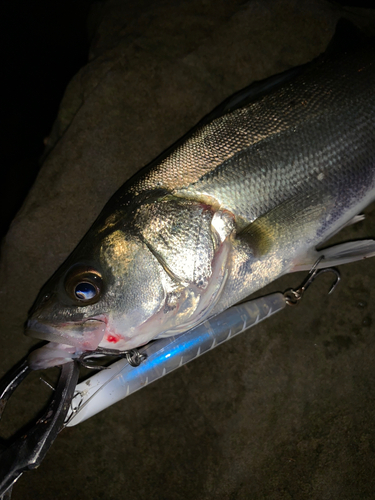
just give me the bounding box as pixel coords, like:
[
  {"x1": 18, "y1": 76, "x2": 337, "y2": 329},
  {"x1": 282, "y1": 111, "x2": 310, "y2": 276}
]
[{"x1": 106, "y1": 333, "x2": 121, "y2": 343}]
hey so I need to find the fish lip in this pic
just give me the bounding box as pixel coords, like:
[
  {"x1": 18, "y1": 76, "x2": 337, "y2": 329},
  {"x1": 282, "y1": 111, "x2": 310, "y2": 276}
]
[{"x1": 26, "y1": 317, "x2": 107, "y2": 351}]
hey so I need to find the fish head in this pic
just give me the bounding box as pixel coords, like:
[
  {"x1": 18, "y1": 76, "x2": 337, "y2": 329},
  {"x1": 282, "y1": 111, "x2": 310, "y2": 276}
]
[
  {"x1": 26, "y1": 226, "x2": 168, "y2": 367},
  {"x1": 27, "y1": 197, "x2": 235, "y2": 368}
]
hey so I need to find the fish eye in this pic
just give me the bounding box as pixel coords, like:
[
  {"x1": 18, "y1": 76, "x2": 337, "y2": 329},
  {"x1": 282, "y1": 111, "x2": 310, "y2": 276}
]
[
  {"x1": 74, "y1": 282, "x2": 97, "y2": 301},
  {"x1": 65, "y1": 266, "x2": 103, "y2": 305}
]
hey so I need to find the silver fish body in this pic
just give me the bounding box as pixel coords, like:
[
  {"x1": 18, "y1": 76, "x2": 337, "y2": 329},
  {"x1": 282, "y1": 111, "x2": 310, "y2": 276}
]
[{"x1": 27, "y1": 44, "x2": 375, "y2": 368}]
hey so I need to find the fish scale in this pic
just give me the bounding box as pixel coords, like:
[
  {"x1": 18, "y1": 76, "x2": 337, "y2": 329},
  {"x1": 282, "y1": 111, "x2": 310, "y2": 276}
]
[{"x1": 126, "y1": 47, "x2": 375, "y2": 204}]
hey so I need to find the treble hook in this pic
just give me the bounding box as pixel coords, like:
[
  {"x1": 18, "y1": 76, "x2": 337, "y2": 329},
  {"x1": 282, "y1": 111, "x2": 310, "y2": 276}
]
[{"x1": 284, "y1": 256, "x2": 341, "y2": 306}]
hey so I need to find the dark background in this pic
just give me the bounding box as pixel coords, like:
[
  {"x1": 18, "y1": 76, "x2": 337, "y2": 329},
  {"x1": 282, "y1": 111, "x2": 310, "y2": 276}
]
[{"x1": 0, "y1": 0, "x2": 93, "y2": 241}]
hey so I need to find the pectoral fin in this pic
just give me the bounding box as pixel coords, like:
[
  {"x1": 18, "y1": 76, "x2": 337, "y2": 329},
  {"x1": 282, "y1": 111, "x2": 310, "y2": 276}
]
[{"x1": 237, "y1": 191, "x2": 331, "y2": 257}]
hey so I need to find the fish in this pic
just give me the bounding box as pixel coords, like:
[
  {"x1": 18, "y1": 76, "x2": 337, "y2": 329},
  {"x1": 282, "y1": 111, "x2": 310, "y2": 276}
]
[{"x1": 27, "y1": 40, "x2": 375, "y2": 369}]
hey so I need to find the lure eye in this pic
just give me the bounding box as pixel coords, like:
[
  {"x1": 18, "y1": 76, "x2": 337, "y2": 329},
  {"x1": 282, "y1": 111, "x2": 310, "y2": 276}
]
[{"x1": 65, "y1": 266, "x2": 103, "y2": 305}]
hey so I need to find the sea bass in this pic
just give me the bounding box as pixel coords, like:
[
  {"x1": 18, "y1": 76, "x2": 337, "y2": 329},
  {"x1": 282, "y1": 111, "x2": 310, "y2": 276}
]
[{"x1": 27, "y1": 43, "x2": 375, "y2": 369}]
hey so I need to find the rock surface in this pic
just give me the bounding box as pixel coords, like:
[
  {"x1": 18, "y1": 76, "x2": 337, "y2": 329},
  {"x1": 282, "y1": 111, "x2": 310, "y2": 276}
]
[{"x1": 1, "y1": 1, "x2": 375, "y2": 498}]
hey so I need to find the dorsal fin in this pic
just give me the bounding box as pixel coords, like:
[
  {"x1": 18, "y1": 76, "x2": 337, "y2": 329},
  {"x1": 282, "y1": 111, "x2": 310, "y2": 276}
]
[{"x1": 199, "y1": 65, "x2": 306, "y2": 124}]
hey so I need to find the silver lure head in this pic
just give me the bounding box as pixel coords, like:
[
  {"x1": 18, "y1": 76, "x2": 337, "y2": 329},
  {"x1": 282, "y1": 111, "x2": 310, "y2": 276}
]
[{"x1": 27, "y1": 195, "x2": 234, "y2": 368}]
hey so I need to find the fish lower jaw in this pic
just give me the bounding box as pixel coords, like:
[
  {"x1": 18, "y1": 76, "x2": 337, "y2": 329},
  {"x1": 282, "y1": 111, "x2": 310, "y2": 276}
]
[{"x1": 28, "y1": 342, "x2": 84, "y2": 370}]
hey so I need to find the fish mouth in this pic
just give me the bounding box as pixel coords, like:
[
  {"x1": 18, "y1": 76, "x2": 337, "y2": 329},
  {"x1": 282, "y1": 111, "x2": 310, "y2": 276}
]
[
  {"x1": 26, "y1": 317, "x2": 107, "y2": 351},
  {"x1": 26, "y1": 317, "x2": 107, "y2": 370}
]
